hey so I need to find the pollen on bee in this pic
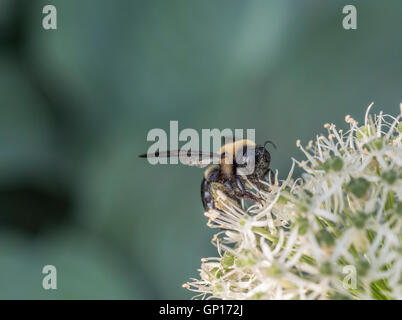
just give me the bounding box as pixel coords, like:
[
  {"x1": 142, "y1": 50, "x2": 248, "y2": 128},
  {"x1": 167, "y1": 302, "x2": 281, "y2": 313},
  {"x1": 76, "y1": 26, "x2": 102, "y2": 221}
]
[{"x1": 216, "y1": 190, "x2": 228, "y2": 201}]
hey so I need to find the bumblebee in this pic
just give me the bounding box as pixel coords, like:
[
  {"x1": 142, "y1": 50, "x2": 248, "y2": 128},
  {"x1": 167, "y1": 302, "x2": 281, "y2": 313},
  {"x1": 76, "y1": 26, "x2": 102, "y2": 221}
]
[{"x1": 139, "y1": 139, "x2": 275, "y2": 213}]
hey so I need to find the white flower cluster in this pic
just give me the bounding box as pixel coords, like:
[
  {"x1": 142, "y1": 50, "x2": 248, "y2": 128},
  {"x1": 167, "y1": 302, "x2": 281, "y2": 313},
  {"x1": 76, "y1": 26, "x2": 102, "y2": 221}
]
[{"x1": 184, "y1": 104, "x2": 402, "y2": 300}]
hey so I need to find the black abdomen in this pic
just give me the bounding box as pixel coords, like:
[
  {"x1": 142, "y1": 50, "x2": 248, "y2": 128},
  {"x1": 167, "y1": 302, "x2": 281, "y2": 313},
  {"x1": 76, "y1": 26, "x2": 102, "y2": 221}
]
[
  {"x1": 201, "y1": 165, "x2": 221, "y2": 211},
  {"x1": 201, "y1": 178, "x2": 214, "y2": 211}
]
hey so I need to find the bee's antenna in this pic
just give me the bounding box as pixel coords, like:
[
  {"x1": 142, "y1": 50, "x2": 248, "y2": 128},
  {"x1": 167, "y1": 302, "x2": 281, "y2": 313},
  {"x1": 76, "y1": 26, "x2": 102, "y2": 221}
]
[{"x1": 264, "y1": 140, "x2": 277, "y2": 150}]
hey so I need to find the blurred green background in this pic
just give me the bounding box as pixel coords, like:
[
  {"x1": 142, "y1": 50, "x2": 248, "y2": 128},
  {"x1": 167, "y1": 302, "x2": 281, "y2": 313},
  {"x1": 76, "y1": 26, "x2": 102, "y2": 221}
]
[{"x1": 0, "y1": 0, "x2": 401, "y2": 299}]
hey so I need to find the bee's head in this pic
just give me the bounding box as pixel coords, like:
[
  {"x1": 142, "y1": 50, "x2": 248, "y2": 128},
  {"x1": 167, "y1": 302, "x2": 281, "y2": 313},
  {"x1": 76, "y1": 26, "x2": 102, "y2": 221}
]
[{"x1": 236, "y1": 140, "x2": 275, "y2": 177}]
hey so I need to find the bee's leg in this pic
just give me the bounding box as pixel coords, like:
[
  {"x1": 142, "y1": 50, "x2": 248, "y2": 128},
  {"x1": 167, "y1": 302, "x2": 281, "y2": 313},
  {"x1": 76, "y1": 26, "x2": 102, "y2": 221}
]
[
  {"x1": 234, "y1": 177, "x2": 264, "y2": 205},
  {"x1": 247, "y1": 173, "x2": 270, "y2": 193},
  {"x1": 253, "y1": 168, "x2": 276, "y2": 191},
  {"x1": 209, "y1": 181, "x2": 241, "y2": 212}
]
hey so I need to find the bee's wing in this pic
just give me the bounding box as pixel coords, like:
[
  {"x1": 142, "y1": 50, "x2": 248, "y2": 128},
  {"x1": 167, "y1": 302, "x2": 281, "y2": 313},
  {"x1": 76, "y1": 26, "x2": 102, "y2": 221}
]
[{"x1": 139, "y1": 150, "x2": 221, "y2": 168}]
